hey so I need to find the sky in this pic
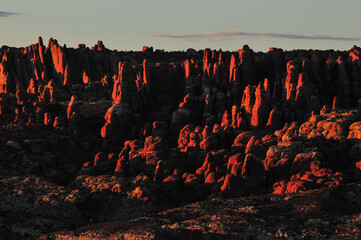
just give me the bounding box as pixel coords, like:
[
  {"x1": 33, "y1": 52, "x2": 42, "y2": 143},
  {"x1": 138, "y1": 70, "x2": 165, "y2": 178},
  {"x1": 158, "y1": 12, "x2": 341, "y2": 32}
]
[{"x1": 1, "y1": 0, "x2": 361, "y2": 52}]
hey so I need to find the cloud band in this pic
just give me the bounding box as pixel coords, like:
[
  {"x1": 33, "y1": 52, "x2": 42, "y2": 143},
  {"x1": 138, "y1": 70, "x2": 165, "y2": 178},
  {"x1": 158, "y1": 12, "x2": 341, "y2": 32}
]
[
  {"x1": 0, "y1": 11, "x2": 19, "y2": 17},
  {"x1": 151, "y1": 30, "x2": 361, "y2": 42}
]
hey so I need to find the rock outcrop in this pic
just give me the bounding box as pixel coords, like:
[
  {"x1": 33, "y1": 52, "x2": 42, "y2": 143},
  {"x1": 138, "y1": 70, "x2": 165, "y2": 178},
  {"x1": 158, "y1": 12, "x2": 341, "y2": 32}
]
[{"x1": 2, "y1": 37, "x2": 361, "y2": 239}]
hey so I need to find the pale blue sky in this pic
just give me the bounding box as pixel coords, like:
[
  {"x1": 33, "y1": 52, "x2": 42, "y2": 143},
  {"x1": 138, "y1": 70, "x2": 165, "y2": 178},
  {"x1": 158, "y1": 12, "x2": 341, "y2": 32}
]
[{"x1": 1, "y1": 0, "x2": 360, "y2": 51}]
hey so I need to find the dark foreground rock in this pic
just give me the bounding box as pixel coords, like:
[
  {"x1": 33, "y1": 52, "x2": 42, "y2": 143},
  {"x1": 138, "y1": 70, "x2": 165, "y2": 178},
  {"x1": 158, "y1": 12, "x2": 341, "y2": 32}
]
[
  {"x1": 36, "y1": 183, "x2": 361, "y2": 240},
  {"x1": 0, "y1": 174, "x2": 162, "y2": 239}
]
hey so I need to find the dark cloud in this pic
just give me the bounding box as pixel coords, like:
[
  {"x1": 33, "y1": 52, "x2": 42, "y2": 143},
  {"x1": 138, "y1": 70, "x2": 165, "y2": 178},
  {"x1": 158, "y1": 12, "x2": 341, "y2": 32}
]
[
  {"x1": 151, "y1": 30, "x2": 361, "y2": 42},
  {"x1": 0, "y1": 11, "x2": 19, "y2": 17}
]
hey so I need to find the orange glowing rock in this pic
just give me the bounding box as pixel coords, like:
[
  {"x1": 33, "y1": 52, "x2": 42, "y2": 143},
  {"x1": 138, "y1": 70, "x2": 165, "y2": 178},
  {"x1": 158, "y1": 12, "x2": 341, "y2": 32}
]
[
  {"x1": 0, "y1": 51, "x2": 12, "y2": 93},
  {"x1": 250, "y1": 81, "x2": 270, "y2": 129},
  {"x1": 183, "y1": 59, "x2": 193, "y2": 79},
  {"x1": 27, "y1": 78, "x2": 37, "y2": 95},
  {"x1": 220, "y1": 173, "x2": 234, "y2": 192},
  {"x1": 332, "y1": 96, "x2": 340, "y2": 111},
  {"x1": 229, "y1": 54, "x2": 238, "y2": 84},
  {"x1": 67, "y1": 95, "x2": 80, "y2": 120},
  {"x1": 114, "y1": 159, "x2": 128, "y2": 178},
  {"x1": 201, "y1": 48, "x2": 213, "y2": 93},
  {"x1": 205, "y1": 172, "x2": 218, "y2": 184},
  {"x1": 285, "y1": 59, "x2": 300, "y2": 102},
  {"x1": 241, "y1": 85, "x2": 255, "y2": 122},
  {"x1": 112, "y1": 62, "x2": 139, "y2": 109},
  {"x1": 44, "y1": 112, "x2": 53, "y2": 126},
  {"x1": 92, "y1": 41, "x2": 105, "y2": 51},
  {"x1": 266, "y1": 106, "x2": 283, "y2": 131},
  {"x1": 143, "y1": 59, "x2": 150, "y2": 85},
  {"x1": 241, "y1": 154, "x2": 265, "y2": 179},
  {"x1": 142, "y1": 46, "x2": 153, "y2": 53},
  {"x1": 63, "y1": 64, "x2": 71, "y2": 86},
  {"x1": 82, "y1": 71, "x2": 90, "y2": 84},
  {"x1": 285, "y1": 180, "x2": 314, "y2": 193},
  {"x1": 47, "y1": 38, "x2": 65, "y2": 85},
  {"x1": 272, "y1": 180, "x2": 287, "y2": 194}
]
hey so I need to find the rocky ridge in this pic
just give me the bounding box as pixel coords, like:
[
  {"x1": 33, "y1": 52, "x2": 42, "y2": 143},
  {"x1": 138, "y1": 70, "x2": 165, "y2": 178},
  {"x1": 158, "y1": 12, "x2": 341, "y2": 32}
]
[{"x1": 1, "y1": 38, "x2": 361, "y2": 239}]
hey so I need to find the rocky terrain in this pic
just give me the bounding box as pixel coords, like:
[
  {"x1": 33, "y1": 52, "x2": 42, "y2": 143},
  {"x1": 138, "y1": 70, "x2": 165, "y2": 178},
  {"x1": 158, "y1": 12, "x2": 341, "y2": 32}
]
[{"x1": 1, "y1": 37, "x2": 361, "y2": 239}]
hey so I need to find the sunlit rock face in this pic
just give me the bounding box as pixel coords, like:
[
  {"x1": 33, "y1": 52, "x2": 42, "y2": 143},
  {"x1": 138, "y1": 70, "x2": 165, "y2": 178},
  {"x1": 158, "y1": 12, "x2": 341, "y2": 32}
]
[
  {"x1": 47, "y1": 38, "x2": 65, "y2": 86},
  {"x1": 3, "y1": 37, "x2": 361, "y2": 239}
]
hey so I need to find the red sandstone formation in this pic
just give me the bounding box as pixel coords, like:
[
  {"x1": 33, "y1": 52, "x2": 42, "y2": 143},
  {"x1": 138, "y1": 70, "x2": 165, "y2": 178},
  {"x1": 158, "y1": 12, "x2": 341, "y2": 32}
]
[
  {"x1": 2, "y1": 37, "x2": 361, "y2": 212},
  {"x1": 48, "y1": 38, "x2": 65, "y2": 85},
  {"x1": 241, "y1": 85, "x2": 255, "y2": 123},
  {"x1": 201, "y1": 48, "x2": 214, "y2": 93},
  {"x1": 3, "y1": 38, "x2": 361, "y2": 239},
  {"x1": 229, "y1": 54, "x2": 242, "y2": 106},
  {"x1": 250, "y1": 81, "x2": 271, "y2": 129},
  {"x1": 238, "y1": 45, "x2": 254, "y2": 87},
  {"x1": 285, "y1": 59, "x2": 300, "y2": 104},
  {"x1": 92, "y1": 41, "x2": 106, "y2": 51}
]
